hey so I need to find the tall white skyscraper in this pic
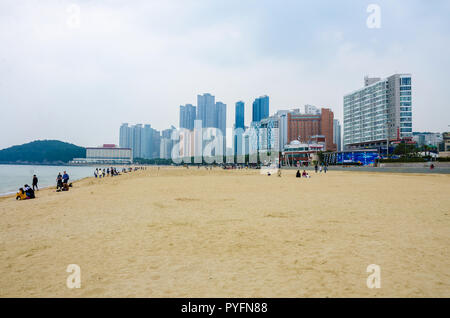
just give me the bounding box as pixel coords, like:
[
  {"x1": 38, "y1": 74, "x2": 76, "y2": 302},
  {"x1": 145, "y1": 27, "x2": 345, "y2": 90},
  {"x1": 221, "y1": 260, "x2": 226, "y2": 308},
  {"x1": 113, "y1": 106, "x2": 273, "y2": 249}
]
[{"x1": 343, "y1": 74, "x2": 412, "y2": 150}]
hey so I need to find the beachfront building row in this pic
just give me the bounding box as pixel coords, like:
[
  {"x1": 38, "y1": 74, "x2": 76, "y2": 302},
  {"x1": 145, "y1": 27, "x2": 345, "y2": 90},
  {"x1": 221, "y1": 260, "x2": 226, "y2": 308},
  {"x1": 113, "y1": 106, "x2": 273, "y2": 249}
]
[
  {"x1": 178, "y1": 93, "x2": 227, "y2": 155},
  {"x1": 234, "y1": 102, "x2": 338, "y2": 158},
  {"x1": 119, "y1": 123, "x2": 161, "y2": 159},
  {"x1": 343, "y1": 74, "x2": 412, "y2": 150}
]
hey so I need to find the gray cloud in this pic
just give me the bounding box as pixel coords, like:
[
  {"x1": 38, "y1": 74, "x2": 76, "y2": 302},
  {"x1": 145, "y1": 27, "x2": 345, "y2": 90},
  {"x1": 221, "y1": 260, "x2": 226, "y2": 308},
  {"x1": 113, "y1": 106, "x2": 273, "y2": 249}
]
[{"x1": 0, "y1": 0, "x2": 449, "y2": 149}]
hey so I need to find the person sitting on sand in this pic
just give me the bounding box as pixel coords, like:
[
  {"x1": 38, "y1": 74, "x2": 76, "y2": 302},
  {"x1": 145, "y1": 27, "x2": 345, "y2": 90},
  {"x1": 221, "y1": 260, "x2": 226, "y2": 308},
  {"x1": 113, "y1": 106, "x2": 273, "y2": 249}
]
[
  {"x1": 302, "y1": 170, "x2": 309, "y2": 178},
  {"x1": 62, "y1": 182, "x2": 70, "y2": 191},
  {"x1": 16, "y1": 188, "x2": 28, "y2": 200},
  {"x1": 24, "y1": 184, "x2": 35, "y2": 199},
  {"x1": 296, "y1": 170, "x2": 301, "y2": 178}
]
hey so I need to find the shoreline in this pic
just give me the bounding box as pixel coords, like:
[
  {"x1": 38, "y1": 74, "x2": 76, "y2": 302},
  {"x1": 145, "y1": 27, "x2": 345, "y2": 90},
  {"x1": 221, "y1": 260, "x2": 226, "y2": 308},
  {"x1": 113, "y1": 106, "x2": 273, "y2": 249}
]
[
  {"x1": 2, "y1": 166, "x2": 450, "y2": 199},
  {"x1": 0, "y1": 176, "x2": 92, "y2": 200},
  {"x1": 0, "y1": 164, "x2": 145, "y2": 198}
]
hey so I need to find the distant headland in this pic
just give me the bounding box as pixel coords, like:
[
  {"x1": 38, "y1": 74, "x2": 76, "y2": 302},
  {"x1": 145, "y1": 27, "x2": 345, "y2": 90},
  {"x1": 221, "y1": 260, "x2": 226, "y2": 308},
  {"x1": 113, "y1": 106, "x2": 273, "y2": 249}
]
[{"x1": 0, "y1": 140, "x2": 86, "y2": 165}]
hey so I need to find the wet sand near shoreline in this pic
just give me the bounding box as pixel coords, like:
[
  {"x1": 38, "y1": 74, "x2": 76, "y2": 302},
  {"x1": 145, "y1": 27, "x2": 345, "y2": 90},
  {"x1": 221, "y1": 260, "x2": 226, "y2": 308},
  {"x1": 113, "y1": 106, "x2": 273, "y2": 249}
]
[{"x1": 0, "y1": 167, "x2": 449, "y2": 297}]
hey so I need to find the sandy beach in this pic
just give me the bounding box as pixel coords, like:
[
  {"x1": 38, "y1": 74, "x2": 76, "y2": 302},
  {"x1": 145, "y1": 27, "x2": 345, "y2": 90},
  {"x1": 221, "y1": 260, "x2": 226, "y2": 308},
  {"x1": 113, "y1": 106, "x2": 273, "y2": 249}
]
[{"x1": 0, "y1": 167, "x2": 449, "y2": 297}]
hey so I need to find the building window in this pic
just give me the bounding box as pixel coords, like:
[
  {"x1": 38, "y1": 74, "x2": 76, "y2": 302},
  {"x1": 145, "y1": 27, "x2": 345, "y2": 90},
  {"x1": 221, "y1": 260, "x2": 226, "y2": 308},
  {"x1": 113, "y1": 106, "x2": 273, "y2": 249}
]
[{"x1": 401, "y1": 78, "x2": 411, "y2": 86}]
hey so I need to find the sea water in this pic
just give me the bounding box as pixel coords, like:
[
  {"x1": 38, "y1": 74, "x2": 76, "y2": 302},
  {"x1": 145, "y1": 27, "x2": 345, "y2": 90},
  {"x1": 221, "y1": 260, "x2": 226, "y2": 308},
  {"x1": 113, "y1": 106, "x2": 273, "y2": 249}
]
[{"x1": 0, "y1": 164, "x2": 98, "y2": 196}]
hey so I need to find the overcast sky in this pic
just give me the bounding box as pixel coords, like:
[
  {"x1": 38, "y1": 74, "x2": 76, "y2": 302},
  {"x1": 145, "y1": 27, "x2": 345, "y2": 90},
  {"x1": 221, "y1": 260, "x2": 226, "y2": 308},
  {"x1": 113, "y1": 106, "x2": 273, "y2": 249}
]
[{"x1": 0, "y1": 0, "x2": 449, "y2": 149}]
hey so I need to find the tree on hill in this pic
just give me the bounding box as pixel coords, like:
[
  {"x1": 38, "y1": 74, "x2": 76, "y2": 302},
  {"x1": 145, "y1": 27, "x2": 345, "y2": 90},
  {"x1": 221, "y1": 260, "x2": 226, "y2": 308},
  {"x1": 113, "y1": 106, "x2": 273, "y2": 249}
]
[{"x1": 0, "y1": 140, "x2": 86, "y2": 164}]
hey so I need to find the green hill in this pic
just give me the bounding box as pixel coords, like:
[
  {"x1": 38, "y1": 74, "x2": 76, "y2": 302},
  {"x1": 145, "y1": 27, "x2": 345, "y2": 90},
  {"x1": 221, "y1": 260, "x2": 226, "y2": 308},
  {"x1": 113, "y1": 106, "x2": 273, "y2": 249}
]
[{"x1": 0, "y1": 140, "x2": 86, "y2": 164}]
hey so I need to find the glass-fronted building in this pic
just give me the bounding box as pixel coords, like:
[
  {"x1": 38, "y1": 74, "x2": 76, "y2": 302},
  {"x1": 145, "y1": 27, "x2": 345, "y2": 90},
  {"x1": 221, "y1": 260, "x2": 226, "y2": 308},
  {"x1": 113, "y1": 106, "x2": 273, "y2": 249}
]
[
  {"x1": 252, "y1": 95, "x2": 269, "y2": 123},
  {"x1": 235, "y1": 101, "x2": 245, "y2": 129}
]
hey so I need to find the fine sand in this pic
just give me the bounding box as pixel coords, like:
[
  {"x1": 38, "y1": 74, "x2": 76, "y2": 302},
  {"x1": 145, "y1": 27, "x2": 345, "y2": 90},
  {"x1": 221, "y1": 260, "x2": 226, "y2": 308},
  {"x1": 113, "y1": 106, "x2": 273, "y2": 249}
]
[{"x1": 0, "y1": 167, "x2": 449, "y2": 297}]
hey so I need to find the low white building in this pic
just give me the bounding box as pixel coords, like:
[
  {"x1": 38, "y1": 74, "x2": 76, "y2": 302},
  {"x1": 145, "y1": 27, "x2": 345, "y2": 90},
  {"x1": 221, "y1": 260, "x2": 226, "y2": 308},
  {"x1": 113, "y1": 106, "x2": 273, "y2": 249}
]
[{"x1": 71, "y1": 144, "x2": 132, "y2": 164}]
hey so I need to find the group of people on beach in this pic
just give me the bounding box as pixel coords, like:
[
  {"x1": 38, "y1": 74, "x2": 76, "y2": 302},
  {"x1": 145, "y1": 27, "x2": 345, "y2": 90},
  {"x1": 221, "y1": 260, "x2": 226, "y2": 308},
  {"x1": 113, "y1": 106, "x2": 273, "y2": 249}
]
[
  {"x1": 94, "y1": 167, "x2": 122, "y2": 178},
  {"x1": 93, "y1": 166, "x2": 145, "y2": 178},
  {"x1": 314, "y1": 164, "x2": 328, "y2": 173},
  {"x1": 16, "y1": 184, "x2": 36, "y2": 200},
  {"x1": 296, "y1": 170, "x2": 311, "y2": 178},
  {"x1": 15, "y1": 166, "x2": 145, "y2": 201},
  {"x1": 56, "y1": 171, "x2": 72, "y2": 192},
  {"x1": 16, "y1": 174, "x2": 39, "y2": 200}
]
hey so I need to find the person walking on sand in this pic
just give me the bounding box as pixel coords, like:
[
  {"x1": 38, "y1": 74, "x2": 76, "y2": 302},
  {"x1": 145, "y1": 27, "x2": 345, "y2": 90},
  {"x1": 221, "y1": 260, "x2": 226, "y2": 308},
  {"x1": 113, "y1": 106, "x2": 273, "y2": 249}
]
[
  {"x1": 32, "y1": 174, "x2": 39, "y2": 191},
  {"x1": 324, "y1": 165, "x2": 328, "y2": 173},
  {"x1": 319, "y1": 166, "x2": 323, "y2": 173},
  {"x1": 315, "y1": 164, "x2": 318, "y2": 173}
]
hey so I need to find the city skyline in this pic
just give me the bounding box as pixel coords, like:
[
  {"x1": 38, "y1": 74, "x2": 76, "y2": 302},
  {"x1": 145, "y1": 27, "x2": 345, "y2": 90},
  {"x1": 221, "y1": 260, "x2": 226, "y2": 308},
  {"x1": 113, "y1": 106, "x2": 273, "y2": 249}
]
[{"x1": 1, "y1": 1, "x2": 450, "y2": 149}]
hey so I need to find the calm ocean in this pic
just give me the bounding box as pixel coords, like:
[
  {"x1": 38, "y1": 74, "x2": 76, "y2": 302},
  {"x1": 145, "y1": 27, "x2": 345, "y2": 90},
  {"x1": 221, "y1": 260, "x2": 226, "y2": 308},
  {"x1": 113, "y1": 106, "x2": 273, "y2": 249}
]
[{"x1": 0, "y1": 164, "x2": 97, "y2": 196}]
